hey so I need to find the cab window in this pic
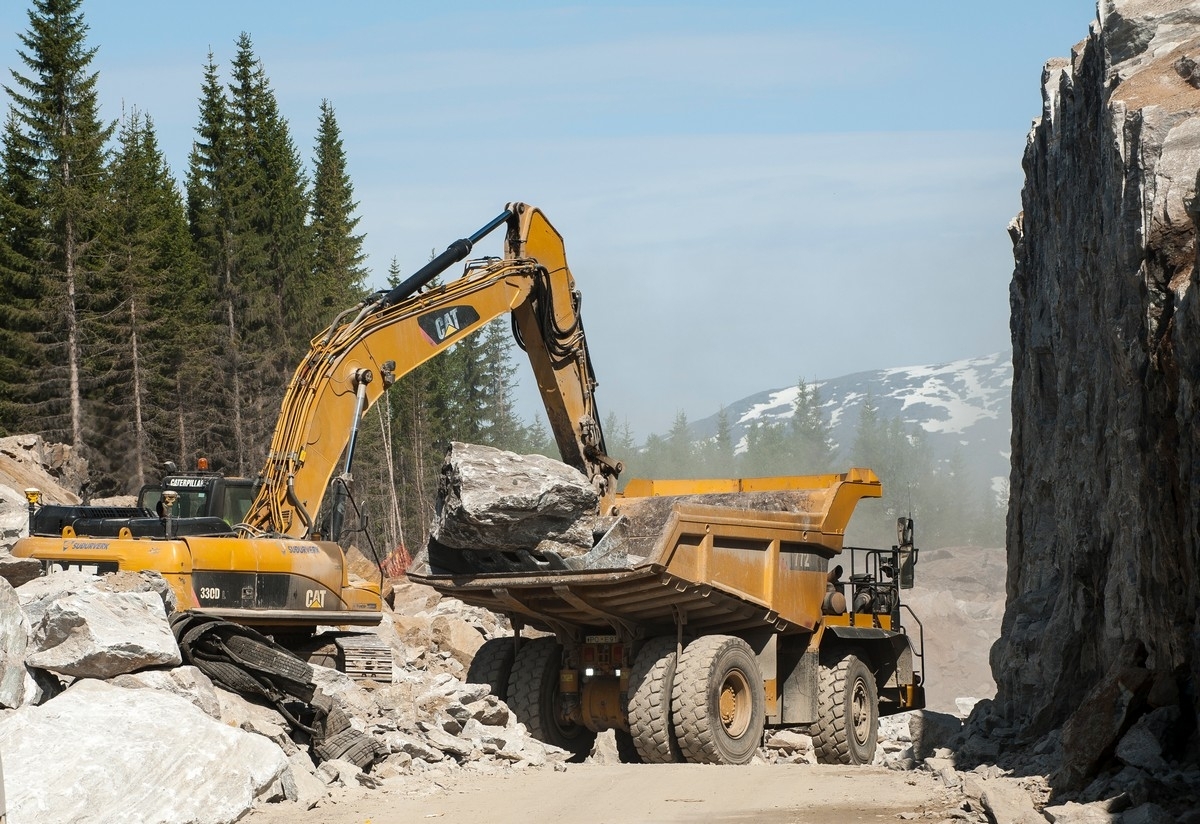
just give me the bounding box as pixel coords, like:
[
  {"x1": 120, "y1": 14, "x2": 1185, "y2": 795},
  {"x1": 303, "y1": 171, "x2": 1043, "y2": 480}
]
[{"x1": 223, "y1": 485, "x2": 255, "y2": 525}]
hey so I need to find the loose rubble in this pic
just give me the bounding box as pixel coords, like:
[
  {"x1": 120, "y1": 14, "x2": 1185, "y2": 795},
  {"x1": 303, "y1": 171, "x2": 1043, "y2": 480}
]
[
  {"x1": 0, "y1": 545, "x2": 1196, "y2": 822},
  {"x1": 0, "y1": 557, "x2": 571, "y2": 823}
]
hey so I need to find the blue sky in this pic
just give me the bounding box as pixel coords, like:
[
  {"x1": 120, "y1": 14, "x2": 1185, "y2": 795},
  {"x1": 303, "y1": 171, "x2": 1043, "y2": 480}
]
[{"x1": 0, "y1": 1, "x2": 1098, "y2": 438}]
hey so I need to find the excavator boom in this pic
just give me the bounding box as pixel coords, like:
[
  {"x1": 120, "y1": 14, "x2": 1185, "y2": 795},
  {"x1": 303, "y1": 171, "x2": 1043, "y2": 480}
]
[{"x1": 244, "y1": 202, "x2": 619, "y2": 539}]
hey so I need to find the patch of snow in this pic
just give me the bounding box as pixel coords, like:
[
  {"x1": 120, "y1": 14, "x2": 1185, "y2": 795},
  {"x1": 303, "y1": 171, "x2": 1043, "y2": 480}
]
[{"x1": 737, "y1": 385, "x2": 799, "y2": 425}]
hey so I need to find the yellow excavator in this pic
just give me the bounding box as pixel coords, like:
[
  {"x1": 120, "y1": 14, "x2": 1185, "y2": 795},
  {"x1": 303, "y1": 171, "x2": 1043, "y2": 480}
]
[{"x1": 12, "y1": 202, "x2": 620, "y2": 674}]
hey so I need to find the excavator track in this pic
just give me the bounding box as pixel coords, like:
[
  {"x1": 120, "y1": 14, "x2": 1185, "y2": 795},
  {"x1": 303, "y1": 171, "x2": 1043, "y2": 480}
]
[
  {"x1": 336, "y1": 633, "x2": 394, "y2": 683},
  {"x1": 300, "y1": 631, "x2": 394, "y2": 683}
]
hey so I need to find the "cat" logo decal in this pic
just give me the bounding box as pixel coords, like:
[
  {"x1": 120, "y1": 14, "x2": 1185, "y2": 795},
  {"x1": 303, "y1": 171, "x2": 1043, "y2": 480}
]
[{"x1": 418, "y1": 305, "x2": 481, "y2": 344}]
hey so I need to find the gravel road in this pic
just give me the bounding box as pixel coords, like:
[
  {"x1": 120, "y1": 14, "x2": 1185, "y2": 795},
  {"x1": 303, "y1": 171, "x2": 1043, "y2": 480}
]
[{"x1": 245, "y1": 762, "x2": 960, "y2": 824}]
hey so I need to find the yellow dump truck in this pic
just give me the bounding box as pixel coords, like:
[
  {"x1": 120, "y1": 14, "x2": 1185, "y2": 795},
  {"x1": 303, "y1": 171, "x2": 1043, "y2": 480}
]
[{"x1": 409, "y1": 469, "x2": 925, "y2": 765}]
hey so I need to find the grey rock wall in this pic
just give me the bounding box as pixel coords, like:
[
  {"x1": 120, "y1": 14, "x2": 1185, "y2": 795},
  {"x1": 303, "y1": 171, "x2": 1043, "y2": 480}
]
[{"x1": 997, "y1": 0, "x2": 1200, "y2": 742}]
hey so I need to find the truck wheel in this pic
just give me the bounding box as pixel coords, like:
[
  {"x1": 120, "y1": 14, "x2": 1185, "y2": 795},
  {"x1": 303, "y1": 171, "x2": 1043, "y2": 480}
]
[
  {"x1": 506, "y1": 636, "x2": 596, "y2": 760},
  {"x1": 812, "y1": 649, "x2": 878, "y2": 764},
  {"x1": 466, "y1": 637, "x2": 515, "y2": 701},
  {"x1": 627, "y1": 636, "x2": 684, "y2": 763},
  {"x1": 671, "y1": 635, "x2": 765, "y2": 765}
]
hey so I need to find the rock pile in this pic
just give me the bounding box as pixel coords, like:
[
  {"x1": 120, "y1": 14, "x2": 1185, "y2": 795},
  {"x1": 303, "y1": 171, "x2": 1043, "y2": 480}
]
[
  {"x1": 890, "y1": 700, "x2": 1200, "y2": 824},
  {"x1": 0, "y1": 564, "x2": 573, "y2": 823}
]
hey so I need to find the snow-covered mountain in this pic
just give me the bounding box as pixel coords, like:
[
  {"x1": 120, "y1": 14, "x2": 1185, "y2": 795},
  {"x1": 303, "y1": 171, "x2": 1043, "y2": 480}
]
[{"x1": 690, "y1": 351, "x2": 1013, "y2": 488}]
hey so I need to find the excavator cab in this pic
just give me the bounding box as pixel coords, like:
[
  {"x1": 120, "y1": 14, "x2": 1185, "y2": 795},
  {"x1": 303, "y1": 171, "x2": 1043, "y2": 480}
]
[{"x1": 137, "y1": 473, "x2": 256, "y2": 527}]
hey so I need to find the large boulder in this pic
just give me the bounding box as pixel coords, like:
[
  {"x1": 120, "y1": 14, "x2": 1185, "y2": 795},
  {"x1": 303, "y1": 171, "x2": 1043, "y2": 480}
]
[
  {"x1": 0, "y1": 678, "x2": 291, "y2": 824},
  {"x1": 0, "y1": 552, "x2": 41, "y2": 589},
  {"x1": 430, "y1": 442, "x2": 599, "y2": 557},
  {"x1": 0, "y1": 493, "x2": 25, "y2": 550},
  {"x1": 26, "y1": 589, "x2": 182, "y2": 678},
  {"x1": 108, "y1": 665, "x2": 224, "y2": 720},
  {"x1": 0, "y1": 577, "x2": 41, "y2": 708},
  {"x1": 430, "y1": 614, "x2": 485, "y2": 667},
  {"x1": 16, "y1": 569, "x2": 102, "y2": 626}
]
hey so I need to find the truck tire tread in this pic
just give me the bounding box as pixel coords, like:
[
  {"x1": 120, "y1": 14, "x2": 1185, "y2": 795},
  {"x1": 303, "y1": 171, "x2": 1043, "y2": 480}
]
[
  {"x1": 505, "y1": 637, "x2": 595, "y2": 760},
  {"x1": 812, "y1": 649, "x2": 878, "y2": 765},
  {"x1": 671, "y1": 635, "x2": 764, "y2": 765},
  {"x1": 627, "y1": 636, "x2": 682, "y2": 763},
  {"x1": 614, "y1": 728, "x2": 643, "y2": 763},
  {"x1": 467, "y1": 636, "x2": 515, "y2": 701}
]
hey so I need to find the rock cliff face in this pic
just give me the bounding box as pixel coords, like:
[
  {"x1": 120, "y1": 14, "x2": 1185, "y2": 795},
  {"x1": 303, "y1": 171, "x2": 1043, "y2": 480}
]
[{"x1": 997, "y1": 0, "x2": 1200, "y2": 742}]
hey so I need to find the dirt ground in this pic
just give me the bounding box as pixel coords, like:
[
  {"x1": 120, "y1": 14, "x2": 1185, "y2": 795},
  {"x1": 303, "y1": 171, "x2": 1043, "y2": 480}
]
[{"x1": 245, "y1": 763, "x2": 960, "y2": 824}]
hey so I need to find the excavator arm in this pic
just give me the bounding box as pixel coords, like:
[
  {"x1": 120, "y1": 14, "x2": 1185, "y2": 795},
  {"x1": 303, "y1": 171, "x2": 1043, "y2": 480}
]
[{"x1": 242, "y1": 203, "x2": 620, "y2": 539}]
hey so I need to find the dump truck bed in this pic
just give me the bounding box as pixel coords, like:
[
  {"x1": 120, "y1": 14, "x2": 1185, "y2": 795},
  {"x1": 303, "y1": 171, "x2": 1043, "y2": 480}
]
[{"x1": 408, "y1": 470, "x2": 881, "y2": 638}]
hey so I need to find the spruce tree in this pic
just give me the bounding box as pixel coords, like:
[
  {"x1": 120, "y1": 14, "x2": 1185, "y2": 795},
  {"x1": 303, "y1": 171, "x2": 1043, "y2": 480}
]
[
  {"x1": 789, "y1": 378, "x2": 836, "y2": 472},
  {"x1": 741, "y1": 418, "x2": 789, "y2": 476},
  {"x1": 663, "y1": 411, "x2": 694, "y2": 478},
  {"x1": 523, "y1": 415, "x2": 555, "y2": 458},
  {"x1": 0, "y1": 111, "x2": 44, "y2": 435},
  {"x1": 699, "y1": 406, "x2": 735, "y2": 476},
  {"x1": 850, "y1": 391, "x2": 883, "y2": 471},
  {"x1": 186, "y1": 35, "x2": 315, "y2": 474},
  {"x1": 226, "y1": 33, "x2": 310, "y2": 467},
  {"x1": 436, "y1": 324, "x2": 487, "y2": 444},
  {"x1": 186, "y1": 52, "x2": 248, "y2": 472},
  {"x1": 310, "y1": 99, "x2": 366, "y2": 311},
  {"x1": 250, "y1": 56, "x2": 314, "y2": 364},
  {"x1": 640, "y1": 432, "x2": 667, "y2": 478},
  {"x1": 602, "y1": 411, "x2": 637, "y2": 480},
  {"x1": 849, "y1": 392, "x2": 937, "y2": 544},
  {"x1": 97, "y1": 109, "x2": 208, "y2": 490},
  {"x1": 477, "y1": 318, "x2": 529, "y2": 451},
  {"x1": 4, "y1": 0, "x2": 114, "y2": 450}
]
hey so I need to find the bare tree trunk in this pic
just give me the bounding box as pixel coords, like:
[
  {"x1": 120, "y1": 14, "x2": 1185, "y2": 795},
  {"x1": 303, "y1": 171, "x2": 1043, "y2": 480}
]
[
  {"x1": 129, "y1": 296, "x2": 145, "y2": 488},
  {"x1": 176, "y1": 372, "x2": 187, "y2": 466},
  {"x1": 377, "y1": 401, "x2": 402, "y2": 552},
  {"x1": 65, "y1": 218, "x2": 83, "y2": 450},
  {"x1": 223, "y1": 258, "x2": 245, "y2": 475},
  {"x1": 412, "y1": 382, "x2": 431, "y2": 546}
]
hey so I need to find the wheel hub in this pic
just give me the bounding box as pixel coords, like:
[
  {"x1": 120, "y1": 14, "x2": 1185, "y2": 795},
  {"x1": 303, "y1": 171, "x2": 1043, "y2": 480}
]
[
  {"x1": 718, "y1": 668, "x2": 751, "y2": 737},
  {"x1": 851, "y1": 678, "x2": 871, "y2": 744}
]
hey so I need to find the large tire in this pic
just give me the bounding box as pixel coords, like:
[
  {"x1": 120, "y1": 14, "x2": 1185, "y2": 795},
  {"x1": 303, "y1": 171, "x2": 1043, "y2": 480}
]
[
  {"x1": 812, "y1": 648, "x2": 879, "y2": 765},
  {"x1": 671, "y1": 635, "x2": 765, "y2": 765},
  {"x1": 506, "y1": 637, "x2": 596, "y2": 760},
  {"x1": 466, "y1": 636, "x2": 516, "y2": 701},
  {"x1": 626, "y1": 636, "x2": 684, "y2": 763}
]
